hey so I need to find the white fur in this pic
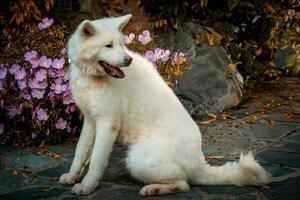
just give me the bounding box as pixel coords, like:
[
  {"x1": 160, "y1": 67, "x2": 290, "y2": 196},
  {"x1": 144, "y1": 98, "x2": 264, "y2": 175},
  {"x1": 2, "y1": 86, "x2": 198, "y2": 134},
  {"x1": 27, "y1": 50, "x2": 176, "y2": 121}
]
[{"x1": 59, "y1": 14, "x2": 270, "y2": 196}]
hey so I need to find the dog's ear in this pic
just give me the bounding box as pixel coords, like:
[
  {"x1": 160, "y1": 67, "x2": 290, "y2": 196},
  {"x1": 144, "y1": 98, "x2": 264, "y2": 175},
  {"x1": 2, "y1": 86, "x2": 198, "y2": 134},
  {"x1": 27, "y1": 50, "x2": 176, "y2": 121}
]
[
  {"x1": 80, "y1": 20, "x2": 96, "y2": 40},
  {"x1": 114, "y1": 14, "x2": 132, "y2": 30}
]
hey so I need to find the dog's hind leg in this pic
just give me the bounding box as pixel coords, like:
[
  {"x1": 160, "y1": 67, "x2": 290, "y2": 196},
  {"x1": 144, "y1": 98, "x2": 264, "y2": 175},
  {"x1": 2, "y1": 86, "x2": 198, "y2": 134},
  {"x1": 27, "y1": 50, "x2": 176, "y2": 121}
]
[
  {"x1": 126, "y1": 140, "x2": 190, "y2": 197},
  {"x1": 139, "y1": 181, "x2": 189, "y2": 197},
  {"x1": 59, "y1": 117, "x2": 95, "y2": 184}
]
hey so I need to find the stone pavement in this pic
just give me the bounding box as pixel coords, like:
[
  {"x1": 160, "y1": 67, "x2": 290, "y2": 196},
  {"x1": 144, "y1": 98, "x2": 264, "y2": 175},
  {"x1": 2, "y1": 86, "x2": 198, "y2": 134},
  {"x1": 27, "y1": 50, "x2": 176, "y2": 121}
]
[{"x1": 0, "y1": 79, "x2": 299, "y2": 200}]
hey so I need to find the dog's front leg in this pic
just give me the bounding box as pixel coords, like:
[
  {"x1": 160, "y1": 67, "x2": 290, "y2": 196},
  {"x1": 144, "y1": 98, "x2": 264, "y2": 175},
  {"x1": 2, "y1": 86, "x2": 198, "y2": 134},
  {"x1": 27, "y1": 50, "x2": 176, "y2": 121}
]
[
  {"x1": 71, "y1": 120, "x2": 118, "y2": 195},
  {"x1": 59, "y1": 117, "x2": 95, "y2": 184}
]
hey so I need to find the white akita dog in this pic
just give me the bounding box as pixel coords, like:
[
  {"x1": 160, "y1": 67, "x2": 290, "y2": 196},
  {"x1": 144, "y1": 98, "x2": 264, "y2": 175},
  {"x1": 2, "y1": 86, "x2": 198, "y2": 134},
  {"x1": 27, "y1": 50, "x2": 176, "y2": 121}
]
[{"x1": 59, "y1": 14, "x2": 270, "y2": 196}]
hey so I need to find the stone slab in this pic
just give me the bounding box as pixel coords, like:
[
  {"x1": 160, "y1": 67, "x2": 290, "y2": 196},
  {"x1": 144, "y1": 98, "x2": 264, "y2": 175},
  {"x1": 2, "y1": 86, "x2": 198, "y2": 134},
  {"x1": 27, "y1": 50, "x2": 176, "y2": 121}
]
[
  {"x1": 240, "y1": 122, "x2": 299, "y2": 139},
  {"x1": 0, "y1": 170, "x2": 29, "y2": 193},
  {"x1": 286, "y1": 134, "x2": 300, "y2": 142},
  {"x1": 3, "y1": 150, "x2": 61, "y2": 170},
  {"x1": 91, "y1": 187, "x2": 201, "y2": 200},
  {"x1": 36, "y1": 164, "x2": 71, "y2": 178},
  {"x1": 0, "y1": 187, "x2": 66, "y2": 200},
  {"x1": 276, "y1": 143, "x2": 300, "y2": 153},
  {"x1": 262, "y1": 177, "x2": 300, "y2": 200},
  {"x1": 202, "y1": 145, "x2": 237, "y2": 156},
  {"x1": 200, "y1": 185, "x2": 252, "y2": 195},
  {"x1": 260, "y1": 163, "x2": 295, "y2": 177},
  {"x1": 257, "y1": 150, "x2": 300, "y2": 168}
]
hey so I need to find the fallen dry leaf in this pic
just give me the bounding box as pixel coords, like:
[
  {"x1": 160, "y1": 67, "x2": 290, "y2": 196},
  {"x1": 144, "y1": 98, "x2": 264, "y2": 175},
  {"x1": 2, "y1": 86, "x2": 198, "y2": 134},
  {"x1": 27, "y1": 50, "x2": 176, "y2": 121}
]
[
  {"x1": 199, "y1": 114, "x2": 217, "y2": 125},
  {"x1": 221, "y1": 112, "x2": 237, "y2": 120},
  {"x1": 221, "y1": 113, "x2": 228, "y2": 120},
  {"x1": 267, "y1": 119, "x2": 275, "y2": 126},
  {"x1": 244, "y1": 112, "x2": 250, "y2": 116},
  {"x1": 47, "y1": 153, "x2": 61, "y2": 159},
  {"x1": 255, "y1": 47, "x2": 262, "y2": 56},
  {"x1": 252, "y1": 115, "x2": 258, "y2": 121},
  {"x1": 247, "y1": 115, "x2": 259, "y2": 124},
  {"x1": 229, "y1": 62, "x2": 242, "y2": 70},
  {"x1": 40, "y1": 187, "x2": 54, "y2": 192},
  {"x1": 259, "y1": 110, "x2": 266, "y2": 115},
  {"x1": 283, "y1": 113, "x2": 293, "y2": 119},
  {"x1": 194, "y1": 34, "x2": 203, "y2": 45},
  {"x1": 205, "y1": 155, "x2": 224, "y2": 160},
  {"x1": 264, "y1": 103, "x2": 272, "y2": 109},
  {"x1": 240, "y1": 120, "x2": 248, "y2": 125},
  {"x1": 12, "y1": 170, "x2": 18, "y2": 176}
]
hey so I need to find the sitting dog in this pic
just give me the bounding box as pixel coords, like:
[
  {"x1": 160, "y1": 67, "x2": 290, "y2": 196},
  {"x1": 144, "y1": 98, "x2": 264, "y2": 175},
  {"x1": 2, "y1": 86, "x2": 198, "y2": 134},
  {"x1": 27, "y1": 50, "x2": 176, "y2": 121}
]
[{"x1": 59, "y1": 14, "x2": 270, "y2": 196}]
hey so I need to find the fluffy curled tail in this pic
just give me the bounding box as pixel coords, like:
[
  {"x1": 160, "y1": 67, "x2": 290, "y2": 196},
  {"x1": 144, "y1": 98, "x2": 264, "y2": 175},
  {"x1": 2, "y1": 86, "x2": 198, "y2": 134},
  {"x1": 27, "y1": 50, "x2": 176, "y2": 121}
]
[{"x1": 192, "y1": 152, "x2": 270, "y2": 186}]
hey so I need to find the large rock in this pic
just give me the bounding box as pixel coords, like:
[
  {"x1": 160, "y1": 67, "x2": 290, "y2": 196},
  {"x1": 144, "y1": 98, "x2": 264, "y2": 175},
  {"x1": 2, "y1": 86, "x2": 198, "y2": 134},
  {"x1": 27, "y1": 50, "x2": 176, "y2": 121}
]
[{"x1": 156, "y1": 22, "x2": 243, "y2": 118}]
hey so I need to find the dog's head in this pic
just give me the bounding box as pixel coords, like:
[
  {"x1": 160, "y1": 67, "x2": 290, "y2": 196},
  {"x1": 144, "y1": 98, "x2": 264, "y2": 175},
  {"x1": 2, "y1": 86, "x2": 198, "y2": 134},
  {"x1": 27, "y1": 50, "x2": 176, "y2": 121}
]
[{"x1": 68, "y1": 14, "x2": 133, "y2": 78}]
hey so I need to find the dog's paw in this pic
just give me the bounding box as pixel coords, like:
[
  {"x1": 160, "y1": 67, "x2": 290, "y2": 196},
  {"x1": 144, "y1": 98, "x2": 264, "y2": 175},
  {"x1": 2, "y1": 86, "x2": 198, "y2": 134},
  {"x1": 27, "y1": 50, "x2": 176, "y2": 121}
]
[
  {"x1": 71, "y1": 183, "x2": 96, "y2": 195},
  {"x1": 139, "y1": 185, "x2": 160, "y2": 197},
  {"x1": 59, "y1": 173, "x2": 77, "y2": 184}
]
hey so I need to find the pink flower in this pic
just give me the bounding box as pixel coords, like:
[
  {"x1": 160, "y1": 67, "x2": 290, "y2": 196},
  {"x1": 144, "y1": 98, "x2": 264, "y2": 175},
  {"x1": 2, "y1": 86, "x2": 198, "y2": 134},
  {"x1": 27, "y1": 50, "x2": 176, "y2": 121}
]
[
  {"x1": 9, "y1": 64, "x2": 20, "y2": 74},
  {"x1": 24, "y1": 50, "x2": 37, "y2": 61},
  {"x1": 55, "y1": 118, "x2": 67, "y2": 130},
  {"x1": 36, "y1": 108, "x2": 49, "y2": 121},
  {"x1": 31, "y1": 132, "x2": 37, "y2": 139},
  {"x1": 60, "y1": 48, "x2": 67, "y2": 55},
  {"x1": 35, "y1": 69, "x2": 47, "y2": 81},
  {"x1": 14, "y1": 69, "x2": 27, "y2": 80},
  {"x1": 24, "y1": 50, "x2": 39, "y2": 68},
  {"x1": 52, "y1": 58, "x2": 65, "y2": 69},
  {"x1": 138, "y1": 30, "x2": 152, "y2": 45},
  {"x1": 18, "y1": 80, "x2": 27, "y2": 90},
  {"x1": 55, "y1": 69, "x2": 68, "y2": 80},
  {"x1": 124, "y1": 33, "x2": 135, "y2": 44},
  {"x1": 67, "y1": 125, "x2": 72, "y2": 133},
  {"x1": 38, "y1": 56, "x2": 52, "y2": 68},
  {"x1": 160, "y1": 50, "x2": 171, "y2": 62},
  {"x1": 38, "y1": 17, "x2": 54, "y2": 30},
  {"x1": 145, "y1": 48, "x2": 164, "y2": 64},
  {"x1": 51, "y1": 79, "x2": 67, "y2": 94},
  {"x1": 28, "y1": 78, "x2": 47, "y2": 89},
  {"x1": 66, "y1": 105, "x2": 76, "y2": 113},
  {"x1": 172, "y1": 52, "x2": 187, "y2": 65},
  {"x1": 31, "y1": 58, "x2": 39, "y2": 68},
  {"x1": 8, "y1": 105, "x2": 22, "y2": 119},
  {"x1": 63, "y1": 88, "x2": 74, "y2": 105},
  {"x1": 31, "y1": 89, "x2": 45, "y2": 99},
  {"x1": 0, "y1": 66, "x2": 7, "y2": 80}
]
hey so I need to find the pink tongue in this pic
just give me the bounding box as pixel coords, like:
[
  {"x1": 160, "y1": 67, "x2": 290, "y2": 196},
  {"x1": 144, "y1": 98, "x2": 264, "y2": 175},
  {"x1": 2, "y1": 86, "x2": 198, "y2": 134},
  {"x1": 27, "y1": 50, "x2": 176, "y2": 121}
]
[{"x1": 103, "y1": 66, "x2": 125, "y2": 78}]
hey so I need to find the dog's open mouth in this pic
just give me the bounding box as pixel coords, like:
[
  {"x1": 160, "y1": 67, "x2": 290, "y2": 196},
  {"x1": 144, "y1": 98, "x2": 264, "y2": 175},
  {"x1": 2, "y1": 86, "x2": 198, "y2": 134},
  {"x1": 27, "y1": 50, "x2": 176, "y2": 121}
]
[{"x1": 98, "y1": 61, "x2": 125, "y2": 79}]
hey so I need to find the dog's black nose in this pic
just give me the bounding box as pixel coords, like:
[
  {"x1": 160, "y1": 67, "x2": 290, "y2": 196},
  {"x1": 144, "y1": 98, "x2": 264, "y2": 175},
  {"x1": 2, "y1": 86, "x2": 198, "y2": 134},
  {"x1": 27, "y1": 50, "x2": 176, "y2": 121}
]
[{"x1": 124, "y1": 56, "x2": 133, "y2": 66}]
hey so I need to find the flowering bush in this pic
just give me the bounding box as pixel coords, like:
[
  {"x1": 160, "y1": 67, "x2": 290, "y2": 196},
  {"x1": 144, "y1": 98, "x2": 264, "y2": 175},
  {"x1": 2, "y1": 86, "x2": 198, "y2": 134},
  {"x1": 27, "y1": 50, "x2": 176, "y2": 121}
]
[
  {"x1": 0, "y1": 17, "x2": 81, "y2": 147},
  {"x1": 124, "y1": 30, "x2": 190, "y2": 82},
  {"x1": 0, "y1": 16, "x2": 190, "y2": 147}
]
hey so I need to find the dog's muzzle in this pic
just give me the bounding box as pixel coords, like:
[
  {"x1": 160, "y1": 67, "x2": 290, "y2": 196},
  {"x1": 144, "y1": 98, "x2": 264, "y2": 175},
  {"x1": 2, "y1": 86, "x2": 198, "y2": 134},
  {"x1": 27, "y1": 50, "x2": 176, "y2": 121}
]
[{"x1": 123, "y1": 56, "x2": 133, "y2": 66}]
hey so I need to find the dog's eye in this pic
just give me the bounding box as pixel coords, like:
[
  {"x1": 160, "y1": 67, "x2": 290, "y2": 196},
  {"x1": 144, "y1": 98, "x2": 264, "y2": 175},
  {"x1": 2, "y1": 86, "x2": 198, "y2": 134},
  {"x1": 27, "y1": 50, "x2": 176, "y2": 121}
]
[{"x1": 105, "y1": 43, "x2": 113, "y2": 48}]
